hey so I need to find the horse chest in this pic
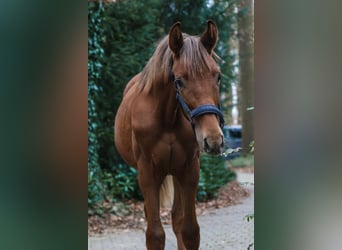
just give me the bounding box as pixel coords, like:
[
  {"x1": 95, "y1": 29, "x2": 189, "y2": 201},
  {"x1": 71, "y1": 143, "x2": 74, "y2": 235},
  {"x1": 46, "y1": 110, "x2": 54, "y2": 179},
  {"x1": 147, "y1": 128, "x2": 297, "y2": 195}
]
[{"x1": 147, "y1": 132, "x2": 197, "y2": 172}]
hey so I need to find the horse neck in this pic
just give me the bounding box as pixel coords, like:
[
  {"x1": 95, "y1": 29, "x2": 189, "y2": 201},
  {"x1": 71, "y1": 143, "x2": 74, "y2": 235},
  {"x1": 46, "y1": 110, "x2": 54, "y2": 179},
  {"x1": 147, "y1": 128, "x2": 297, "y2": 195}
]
[{"x1": 149, "y1": 77, "x2": 180, "y2": 128}]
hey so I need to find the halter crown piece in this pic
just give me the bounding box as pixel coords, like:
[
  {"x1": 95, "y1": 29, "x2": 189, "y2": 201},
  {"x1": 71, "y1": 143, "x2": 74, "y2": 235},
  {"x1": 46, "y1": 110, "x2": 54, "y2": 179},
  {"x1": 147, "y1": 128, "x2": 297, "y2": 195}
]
[{"x1": 169, "y1": 59, "x2": 225, "y2": 129}]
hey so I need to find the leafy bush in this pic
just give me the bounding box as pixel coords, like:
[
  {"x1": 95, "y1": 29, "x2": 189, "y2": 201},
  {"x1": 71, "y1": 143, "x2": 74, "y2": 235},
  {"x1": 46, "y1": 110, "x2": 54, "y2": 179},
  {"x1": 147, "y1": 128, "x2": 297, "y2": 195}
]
[
  {"x1": 102, "y1": 164, "x2": 142, "y2": 200},
  {"x1": 88, "y1": 0, "x2": 160, "y2": 210},
  {"x1": 88, "y1": 1, "x2": 106, "y2": 209},
  {"x1": 197, "y1": 154, "x2": 236, "y2": 201}
]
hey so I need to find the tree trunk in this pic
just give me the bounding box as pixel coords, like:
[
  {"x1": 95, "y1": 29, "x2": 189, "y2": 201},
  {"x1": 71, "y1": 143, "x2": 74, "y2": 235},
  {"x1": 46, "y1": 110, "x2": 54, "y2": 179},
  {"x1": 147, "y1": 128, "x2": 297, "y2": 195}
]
[{"x1": 238, "y1": 0, "x2": 254, "y2": 154}]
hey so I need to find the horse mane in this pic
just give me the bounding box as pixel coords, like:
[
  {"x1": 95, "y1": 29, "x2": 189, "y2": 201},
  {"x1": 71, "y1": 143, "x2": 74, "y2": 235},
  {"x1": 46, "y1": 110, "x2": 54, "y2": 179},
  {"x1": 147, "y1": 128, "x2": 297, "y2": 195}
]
[{"x1": 139, "y1": 33, "x2": 219, "y2": 92}]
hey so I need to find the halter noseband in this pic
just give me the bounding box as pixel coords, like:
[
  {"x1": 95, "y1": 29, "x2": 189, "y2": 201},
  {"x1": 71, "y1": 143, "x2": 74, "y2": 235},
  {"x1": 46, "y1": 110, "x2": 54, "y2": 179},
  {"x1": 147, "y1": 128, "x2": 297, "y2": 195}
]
[{"x1": 169, "y1": 59, "x2": 225, "y2": 129}]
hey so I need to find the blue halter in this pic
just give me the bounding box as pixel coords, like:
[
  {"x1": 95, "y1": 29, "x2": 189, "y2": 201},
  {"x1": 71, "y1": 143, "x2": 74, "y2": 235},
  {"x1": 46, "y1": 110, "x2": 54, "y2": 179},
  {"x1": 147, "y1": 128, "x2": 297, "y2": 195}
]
[{"x1": 169, "y1": 59, "x2": 225, "y2": 129}]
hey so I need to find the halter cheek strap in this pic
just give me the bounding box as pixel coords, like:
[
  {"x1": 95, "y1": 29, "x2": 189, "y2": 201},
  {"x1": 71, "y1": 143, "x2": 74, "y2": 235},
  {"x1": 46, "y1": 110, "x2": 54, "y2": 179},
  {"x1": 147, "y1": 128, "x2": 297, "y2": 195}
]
[
  {"x1": 176, "y1": 90, "x2": 225, "y2": 129},
  {"x1": 169, "y1": 59, "x2": 225, "y2": 129}
]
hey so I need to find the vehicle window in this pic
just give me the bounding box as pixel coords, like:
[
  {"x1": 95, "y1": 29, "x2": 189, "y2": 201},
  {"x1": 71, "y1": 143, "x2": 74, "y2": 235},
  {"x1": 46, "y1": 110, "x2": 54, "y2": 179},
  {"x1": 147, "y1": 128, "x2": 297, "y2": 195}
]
[{"x1": 229, "y1": 130, "x2": 241, "y2": 138}]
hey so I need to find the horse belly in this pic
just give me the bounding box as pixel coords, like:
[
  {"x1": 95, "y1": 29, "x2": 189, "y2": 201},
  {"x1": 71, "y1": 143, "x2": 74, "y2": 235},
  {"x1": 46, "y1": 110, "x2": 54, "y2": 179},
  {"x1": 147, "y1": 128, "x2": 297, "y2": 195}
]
[{"x1": 114, "y1": 100, "x2": 136, "y2": 168}]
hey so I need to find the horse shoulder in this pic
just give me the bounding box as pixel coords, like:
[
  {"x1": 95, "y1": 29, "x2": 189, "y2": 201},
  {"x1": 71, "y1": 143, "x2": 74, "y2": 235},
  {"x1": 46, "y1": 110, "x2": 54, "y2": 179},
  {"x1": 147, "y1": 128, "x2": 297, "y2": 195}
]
[{"x1": 123, "y1": 73, "x2": 141, "y2": 96}]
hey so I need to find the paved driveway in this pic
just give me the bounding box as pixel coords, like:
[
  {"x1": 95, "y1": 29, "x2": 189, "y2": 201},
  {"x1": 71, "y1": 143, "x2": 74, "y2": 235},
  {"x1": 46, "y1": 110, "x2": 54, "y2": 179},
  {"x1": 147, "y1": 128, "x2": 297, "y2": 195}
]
[{"x1": 88, "y1": 173, "x2": 254, "y2": 250}]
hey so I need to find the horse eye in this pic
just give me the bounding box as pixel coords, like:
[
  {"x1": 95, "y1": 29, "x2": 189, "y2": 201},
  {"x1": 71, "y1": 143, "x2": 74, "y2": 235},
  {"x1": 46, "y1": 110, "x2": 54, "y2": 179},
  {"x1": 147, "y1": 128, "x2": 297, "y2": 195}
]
[
  {"x1": 175, "y1": 79, "x2": 185, "y2": 88},
  {"x1": 217, "y1": 74, "x2": 221, "y2": 83}
]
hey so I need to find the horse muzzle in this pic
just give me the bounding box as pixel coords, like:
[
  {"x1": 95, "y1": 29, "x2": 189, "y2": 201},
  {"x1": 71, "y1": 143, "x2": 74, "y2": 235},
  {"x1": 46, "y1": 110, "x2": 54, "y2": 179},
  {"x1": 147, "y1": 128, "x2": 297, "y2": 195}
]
[{"x1": 203, "y1": 134, "x2": 224, "y2": 155}]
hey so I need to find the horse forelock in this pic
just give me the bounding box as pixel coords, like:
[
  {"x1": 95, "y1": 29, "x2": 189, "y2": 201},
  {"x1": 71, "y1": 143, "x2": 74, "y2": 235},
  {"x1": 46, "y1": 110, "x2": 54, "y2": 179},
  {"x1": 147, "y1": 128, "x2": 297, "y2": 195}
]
[
  {"x1": 179, "y1": 36, "x2": 219, "y2": 78},
  {"x1": 139, "y1": 34, "x2": 219, "y2": 91}
]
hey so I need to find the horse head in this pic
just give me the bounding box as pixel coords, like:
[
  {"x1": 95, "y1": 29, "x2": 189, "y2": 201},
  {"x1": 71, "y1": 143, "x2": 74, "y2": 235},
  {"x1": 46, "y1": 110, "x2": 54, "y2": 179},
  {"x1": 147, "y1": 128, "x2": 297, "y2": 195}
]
[{"x1": 168, "y1": 21, "x2": 224, "y2": 155}]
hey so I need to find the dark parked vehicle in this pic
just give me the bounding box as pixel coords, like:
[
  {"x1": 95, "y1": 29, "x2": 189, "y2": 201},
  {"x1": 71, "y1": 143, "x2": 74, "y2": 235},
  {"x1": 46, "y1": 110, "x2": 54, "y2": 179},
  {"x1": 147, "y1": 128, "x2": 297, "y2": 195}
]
[{"x1": 223, "y1": 125, "x2": 242, "y2": 159}]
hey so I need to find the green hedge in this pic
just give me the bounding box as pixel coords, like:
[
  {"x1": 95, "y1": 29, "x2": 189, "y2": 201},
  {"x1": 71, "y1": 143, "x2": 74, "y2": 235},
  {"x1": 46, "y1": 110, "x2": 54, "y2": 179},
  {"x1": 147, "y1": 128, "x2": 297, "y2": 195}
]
[{"x1": 197, "y1": 154, "x2": 236, "y2": 201}]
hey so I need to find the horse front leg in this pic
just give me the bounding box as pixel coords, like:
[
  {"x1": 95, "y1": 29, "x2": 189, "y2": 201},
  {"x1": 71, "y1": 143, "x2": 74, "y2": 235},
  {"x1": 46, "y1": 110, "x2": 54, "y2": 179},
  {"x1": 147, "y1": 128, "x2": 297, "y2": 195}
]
[
  {"x1": 179, "y1": 162, "x2": 200, "y2": 250},
  {"x1": 171, "y1": 177, "x2": 186, "y2": 250},
  {"x1": 138, "y1": 161, "x2": 165, "y2": 250}
]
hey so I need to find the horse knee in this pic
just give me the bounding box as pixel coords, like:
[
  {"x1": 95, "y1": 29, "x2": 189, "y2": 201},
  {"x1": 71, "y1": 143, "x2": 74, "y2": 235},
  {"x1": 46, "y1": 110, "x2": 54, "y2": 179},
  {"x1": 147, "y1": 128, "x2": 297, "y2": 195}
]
[
  {"x1": 182, "y1": 224, "x2": 200, "y2": 250},
  {"x1": 146, "y1": 227, "x2": 165, "y2": 250},
  {"x1": 171, "y1": 209, "x2": 183, "y2": 226}
]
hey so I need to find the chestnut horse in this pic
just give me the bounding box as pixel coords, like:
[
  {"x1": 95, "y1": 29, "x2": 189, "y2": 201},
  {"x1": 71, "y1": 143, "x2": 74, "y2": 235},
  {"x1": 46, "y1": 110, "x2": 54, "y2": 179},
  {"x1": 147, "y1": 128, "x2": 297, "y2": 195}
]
[{"x1": 114, "y1": 21, "x2": 224, "y2": 250}]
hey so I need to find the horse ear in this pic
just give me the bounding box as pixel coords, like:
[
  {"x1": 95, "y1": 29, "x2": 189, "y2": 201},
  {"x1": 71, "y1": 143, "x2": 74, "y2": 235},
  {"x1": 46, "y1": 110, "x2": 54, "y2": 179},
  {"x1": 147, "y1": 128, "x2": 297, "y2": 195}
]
[
  {"x1": 169, "y1": 22, "x2": 183, "y2": 56},
  {"x1": 200, "y1": 20, "x2": 218, "y2": 54}
]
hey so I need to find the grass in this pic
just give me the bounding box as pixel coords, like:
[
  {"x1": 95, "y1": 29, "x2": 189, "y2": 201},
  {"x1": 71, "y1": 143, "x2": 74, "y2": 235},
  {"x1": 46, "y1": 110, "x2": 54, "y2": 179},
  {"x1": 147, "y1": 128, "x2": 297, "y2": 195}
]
[{"x1": 227, "y1": 154, "x2": 254, "y2": 168}]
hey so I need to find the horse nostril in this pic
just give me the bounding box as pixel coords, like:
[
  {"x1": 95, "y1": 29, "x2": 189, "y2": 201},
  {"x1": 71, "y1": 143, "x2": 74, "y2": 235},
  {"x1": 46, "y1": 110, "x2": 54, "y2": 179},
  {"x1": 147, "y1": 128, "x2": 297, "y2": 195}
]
[{"x1": 220, "y1": 135, "x2": 224, "y2": 147}]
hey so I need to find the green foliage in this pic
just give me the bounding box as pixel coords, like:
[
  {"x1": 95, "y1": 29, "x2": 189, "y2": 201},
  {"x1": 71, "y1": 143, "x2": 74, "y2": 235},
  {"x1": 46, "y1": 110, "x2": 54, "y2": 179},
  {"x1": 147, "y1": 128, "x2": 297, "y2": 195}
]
[
  {"x1": 88, "y1": 1, "x2": 106, "y2": 207},
  {"x1": 102, "y1": 164, "x2": 142, "y2": 200},
  {"x1": 244, "y1": 213, "x2": 254, "y2": 222},
  {"x1": 88, "y1": 1, "x2": 147, "y2": 210},
  {"x1": 228, "y1": 154, "x2": 254, "y2": 167},
  {"x1": 250, "y1": 140, "x2": 254, "y2": 153},
  {"x1": 94, "y1": 0, "x2": 164, "y2": 172},
  {"x1": 88, "y1": 0, "x2": 165, "y2": 210},
  {"x1": 197, "y1": 154, "x2": 236, "y2": 201}
]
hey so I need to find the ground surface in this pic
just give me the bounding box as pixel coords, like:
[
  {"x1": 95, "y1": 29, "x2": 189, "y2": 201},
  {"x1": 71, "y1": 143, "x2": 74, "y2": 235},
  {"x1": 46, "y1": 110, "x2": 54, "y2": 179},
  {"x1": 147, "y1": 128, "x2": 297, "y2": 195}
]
[{"x1": 88, "y1": 170, "x2": 254, "y2": 249}]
